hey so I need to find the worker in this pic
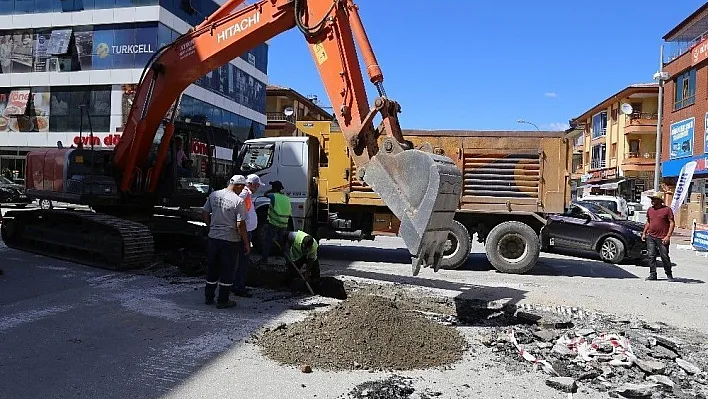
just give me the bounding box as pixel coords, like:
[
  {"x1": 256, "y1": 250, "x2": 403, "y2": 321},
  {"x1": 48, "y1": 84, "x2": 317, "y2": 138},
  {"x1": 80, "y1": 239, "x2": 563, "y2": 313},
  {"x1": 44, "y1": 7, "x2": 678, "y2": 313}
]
[
  {"x1": 202, "y1": 175, "x2": 250, "y2": 309},
  {"x1": 175, "y1": 136, "x2": 191, "y2": 177},
  {"x1": 284, "y1": 230, "x2": 320, "y2": 289},
  {"x1": 641, "y1": 191, "x2": 675, "y2": 282},
  {"x1": 257, "y1": 180, "x2": 291, "y2": 264},
  {"x1": 231, "y1": 173, "x2": 263, "y2": 297}
]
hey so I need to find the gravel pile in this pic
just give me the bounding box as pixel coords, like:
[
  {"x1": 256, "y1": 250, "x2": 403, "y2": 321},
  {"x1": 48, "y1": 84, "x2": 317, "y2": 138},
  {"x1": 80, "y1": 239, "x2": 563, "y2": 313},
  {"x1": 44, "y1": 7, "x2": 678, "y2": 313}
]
[{"x1": 256, "y1": 294, "x2": 467, "y2": 371}]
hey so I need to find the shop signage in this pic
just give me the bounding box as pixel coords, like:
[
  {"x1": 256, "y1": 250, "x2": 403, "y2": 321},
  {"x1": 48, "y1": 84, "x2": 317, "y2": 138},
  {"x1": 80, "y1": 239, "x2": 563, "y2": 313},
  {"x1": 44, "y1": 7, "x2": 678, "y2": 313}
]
[
  {"x1": 6, "y1": 89, "x2": 30, "y2": 115},
  {"x1": 669, "y1": 117, "x2": 694, "y2": 159},
  {"x1": 190, "y1": 140, "x2": 213, "y2": 156},
  {"x1": 73, "y1": 133, "x2": 122, "y2": 147},
  {"x1": 586, "y1": 167, "x2": 617, "y2": 182},
  {"x1": 705, "y1": 113, "x2": 708, "y2": 155},
  {"x1": 692, "y1": 37, "x2": 708, "y2": 66},
  {"x1": 693, "y1": 223, "x2": 708, "y2": 251}
]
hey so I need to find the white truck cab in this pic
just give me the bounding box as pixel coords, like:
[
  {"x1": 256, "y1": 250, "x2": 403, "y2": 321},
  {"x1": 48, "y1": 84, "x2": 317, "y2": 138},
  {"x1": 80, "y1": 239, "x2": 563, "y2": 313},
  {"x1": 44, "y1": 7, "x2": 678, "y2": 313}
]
[
  {"x1": 236, "y1": 136, "x2": 316, "y2": 233},
  {"x1": 579, "y1": 195, "x2": 632, "y2": 220}
]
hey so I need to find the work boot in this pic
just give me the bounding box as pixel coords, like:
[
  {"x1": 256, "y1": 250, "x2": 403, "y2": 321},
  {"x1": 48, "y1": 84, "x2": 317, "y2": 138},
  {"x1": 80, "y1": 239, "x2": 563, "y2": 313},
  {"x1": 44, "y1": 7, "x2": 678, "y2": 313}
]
[
  {"x1": 666, "y1": 271, "x2": 675, "y2": 282},
  {"x1": 205, "y1": 283, "x2": 217, "y2": 304},
  {"x1": 216, "y1": 300, "x2": 237, "y2": 309},
  {"x1": 645, "y1": 274, "x2": 657, "y2": 281}
]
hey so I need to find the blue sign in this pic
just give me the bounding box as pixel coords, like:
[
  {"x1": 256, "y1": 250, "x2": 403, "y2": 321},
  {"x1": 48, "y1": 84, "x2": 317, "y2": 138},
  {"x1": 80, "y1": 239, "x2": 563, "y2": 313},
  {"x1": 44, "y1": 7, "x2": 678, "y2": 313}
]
[
  {"x1": 669, "y1": 117, "x2": 694, "y2": 159},
  {"x1": 705, "y1": 113, "x2": 708, "y2": 154},
  {"x1": 92, "y1": 26, "x2": 157, "y2": 70},
  {"x1": 694, "y1": 224, "x2": 708, "y2": 251}
]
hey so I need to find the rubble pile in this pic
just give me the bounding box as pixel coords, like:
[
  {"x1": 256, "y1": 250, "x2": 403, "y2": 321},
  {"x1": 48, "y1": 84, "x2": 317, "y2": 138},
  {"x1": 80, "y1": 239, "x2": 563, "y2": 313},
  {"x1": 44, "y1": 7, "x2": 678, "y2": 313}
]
[
  {"x1": 341, "y1": 376, "x2": 442, "y2": 399},
  {"x1": 480, "y1": 307, "x2": 708, "y2": 398},
  {"x1": 256, "y1": 294, "x2": 468, "y2": 371}
]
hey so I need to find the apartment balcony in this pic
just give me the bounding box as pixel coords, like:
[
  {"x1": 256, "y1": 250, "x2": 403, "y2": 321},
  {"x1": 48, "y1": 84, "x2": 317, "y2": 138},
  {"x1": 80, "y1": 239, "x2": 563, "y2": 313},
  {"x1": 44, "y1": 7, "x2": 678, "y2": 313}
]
[
  {"x1": 624, "y1": 112, "x2": 658, "y2": 134},
  {"x1": 590, "y1": 159, "x2": 606, "y2": 170},
  {"x1": 266, "y1": 112, "x2": 296, "y2": 135},
  {"x1": 622, "y1": 151, "x2": 656, "y2": 172}
]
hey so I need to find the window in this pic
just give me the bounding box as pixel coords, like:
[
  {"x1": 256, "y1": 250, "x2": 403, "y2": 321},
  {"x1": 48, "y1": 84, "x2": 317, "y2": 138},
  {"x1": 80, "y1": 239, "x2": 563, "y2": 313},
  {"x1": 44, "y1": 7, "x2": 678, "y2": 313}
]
[
  {"x1": 49, "y1": 86, "x2": 111, "y2": 132},
  {"x1": 611, "y1": 143, "x2": 617, "y2": 159},
  {"x1": 591, "y1": 143, "x2": 606, "y2": 169},
  {"x1": 674, "y1": 68, "x2": 696, "y2": 110},
  {"x1": 238, "y1": 143, "x2": 274, "y2": 173},
  {"x1": 628, "y1": 139, "x2": 640, "y2": 156},
  {"x1": 610, "y1": 106, "x2": 618, "y2": 123},
  {"x1": 591, "y1": 111, "x2": 607, "y2": 139}
]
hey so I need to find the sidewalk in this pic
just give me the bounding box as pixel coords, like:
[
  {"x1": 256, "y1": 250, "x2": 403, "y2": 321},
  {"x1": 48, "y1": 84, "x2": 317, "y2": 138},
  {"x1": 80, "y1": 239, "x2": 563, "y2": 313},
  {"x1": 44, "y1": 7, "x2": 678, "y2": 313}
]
[{"x1": 672, "y1": 228, "x2": 693, "y2": 245}]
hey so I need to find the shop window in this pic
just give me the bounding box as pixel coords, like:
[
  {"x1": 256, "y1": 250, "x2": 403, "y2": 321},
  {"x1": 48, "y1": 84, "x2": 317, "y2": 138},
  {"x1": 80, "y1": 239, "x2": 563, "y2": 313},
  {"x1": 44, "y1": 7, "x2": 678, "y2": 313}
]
[
  {"x1": 674, "y1": 68, "x2": 696, "y2": 110},
  {"x1": 49, "y1": 86, "x2": 111, "y2": 132}
]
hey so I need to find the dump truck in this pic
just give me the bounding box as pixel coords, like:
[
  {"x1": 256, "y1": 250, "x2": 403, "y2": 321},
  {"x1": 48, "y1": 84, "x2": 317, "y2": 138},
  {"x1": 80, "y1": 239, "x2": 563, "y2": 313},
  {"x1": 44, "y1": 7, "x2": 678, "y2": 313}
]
[{"x1": 237, "y1": 121, "x2": 572, "y2": 274}]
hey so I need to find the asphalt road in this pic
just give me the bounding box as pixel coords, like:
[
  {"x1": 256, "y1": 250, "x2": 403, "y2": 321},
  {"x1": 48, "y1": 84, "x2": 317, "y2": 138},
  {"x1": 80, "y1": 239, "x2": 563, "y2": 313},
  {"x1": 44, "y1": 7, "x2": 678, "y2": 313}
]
[{"x1": 1, "y1": 234, "x2": 706, "y2": 399}]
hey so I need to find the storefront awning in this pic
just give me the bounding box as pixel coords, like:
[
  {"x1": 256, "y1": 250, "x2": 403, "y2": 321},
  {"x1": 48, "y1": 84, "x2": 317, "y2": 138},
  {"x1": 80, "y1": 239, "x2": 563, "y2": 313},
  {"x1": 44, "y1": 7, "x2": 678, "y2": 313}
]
[{"x1": 580, "y1": 179, "x2": 626, "y2": 190}]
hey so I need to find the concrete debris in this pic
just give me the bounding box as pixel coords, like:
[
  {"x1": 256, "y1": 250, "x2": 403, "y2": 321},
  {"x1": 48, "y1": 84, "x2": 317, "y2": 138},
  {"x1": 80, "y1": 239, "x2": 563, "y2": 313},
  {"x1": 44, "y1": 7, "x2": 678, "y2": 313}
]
[
  {"x1": 650, "y1": 346, "x2": 679, "y2": 360},
  {"x1": 635, "y1": 359, "x2": 666, "y2": 375},
  {"x1": 300, "y1": 364, "x2": 312, "y2": 373},
  {"x1": 532, "y1": 329, "x2": 558, "y2": 342},
  {"x1": 676, "y1": 358, "x2": 702, "y2": 375},
  {"x1": 613, "y1": 383, "x2": 659, "y2": 397},
  {"x1": 576, "y1": 328, "x2": 596, "y2": 337},
  {"x1": 647, "y1": 375, "x2": 675, "y2": 388},
  {"x1": 651, "y1": 334, "x2": 682, "y2": 352},
  {"x1": 545, "y1": 376, "x2": 578, "y2": 393},
  {"x1": 516, "y1": 310, "x2": 573, "y2": 329}
]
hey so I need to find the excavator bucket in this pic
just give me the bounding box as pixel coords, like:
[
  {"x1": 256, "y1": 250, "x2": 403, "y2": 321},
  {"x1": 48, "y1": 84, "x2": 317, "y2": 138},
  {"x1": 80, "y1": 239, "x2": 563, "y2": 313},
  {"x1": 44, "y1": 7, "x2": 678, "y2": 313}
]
[{"x1": 363, "y1": 148, "x2": 463, "y2": 275}]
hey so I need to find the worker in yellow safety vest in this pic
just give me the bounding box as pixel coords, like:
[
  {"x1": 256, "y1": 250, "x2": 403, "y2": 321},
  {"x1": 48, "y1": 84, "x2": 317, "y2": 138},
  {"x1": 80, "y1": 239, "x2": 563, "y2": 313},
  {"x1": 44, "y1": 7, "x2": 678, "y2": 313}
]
[
  {"x1": 284, "y1": 230, "x2": 320, "y2": 288},
  {"x1": 257, "y1": 180, "x2": 291, "y2": 264}
]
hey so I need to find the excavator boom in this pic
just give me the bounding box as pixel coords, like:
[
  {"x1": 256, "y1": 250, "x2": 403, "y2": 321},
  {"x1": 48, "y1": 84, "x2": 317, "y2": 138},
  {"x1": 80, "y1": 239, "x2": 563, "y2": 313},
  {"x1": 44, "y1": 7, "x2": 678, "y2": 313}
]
[{"x1": 116, "y1": 0, "x2": 462, "y2": 274}]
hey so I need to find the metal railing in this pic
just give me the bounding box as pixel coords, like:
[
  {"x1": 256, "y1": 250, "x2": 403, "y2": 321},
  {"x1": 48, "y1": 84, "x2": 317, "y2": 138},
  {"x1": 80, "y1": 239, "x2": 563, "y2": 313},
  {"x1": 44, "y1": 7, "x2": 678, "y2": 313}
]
[
  {"x1": 629, "y1": 112, "x2": 658, "y2": 120},
  {"x1": 266, "y1": 112, "x2": 295, "y2": 122},
  {"x1": 590, "y1": 159, "x2": 606, "y2": 169},
  {"x1": 665, "y1": 30, "x2": 708, "y2": 63},
  {"x1": 591, "y1": 127, "x2": 606, "y2": 139},
  {"x1": 625, "y1": 152, "x2": 656, "y2": 159}
]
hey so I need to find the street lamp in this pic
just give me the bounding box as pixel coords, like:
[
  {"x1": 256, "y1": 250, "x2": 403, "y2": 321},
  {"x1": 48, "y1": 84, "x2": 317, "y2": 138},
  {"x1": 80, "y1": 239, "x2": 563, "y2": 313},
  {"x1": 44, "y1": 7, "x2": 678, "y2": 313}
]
[
  {"x1": 517, "y1": 119, "x2": 540, "y2": 131},
  {"x1": 653, "y1": 45, "x2": 671, "y2": 192}
]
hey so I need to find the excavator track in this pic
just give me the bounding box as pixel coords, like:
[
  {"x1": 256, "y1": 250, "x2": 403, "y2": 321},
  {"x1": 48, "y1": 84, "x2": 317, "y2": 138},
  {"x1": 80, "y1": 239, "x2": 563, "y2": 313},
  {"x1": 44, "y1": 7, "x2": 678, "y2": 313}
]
[{"x1": 1, "y1": 209, "x2": 154, "y2": 271}]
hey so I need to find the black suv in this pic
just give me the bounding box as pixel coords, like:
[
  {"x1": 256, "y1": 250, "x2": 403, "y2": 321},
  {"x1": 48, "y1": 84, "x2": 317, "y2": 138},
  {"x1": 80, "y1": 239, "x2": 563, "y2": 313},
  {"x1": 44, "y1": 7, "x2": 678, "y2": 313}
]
[
  {"x1": 0, "y1": 176, "x2": 31, "y2": 208},
  {"x1": 541, "y1": 201, "x2": 647, "y2": 264}
]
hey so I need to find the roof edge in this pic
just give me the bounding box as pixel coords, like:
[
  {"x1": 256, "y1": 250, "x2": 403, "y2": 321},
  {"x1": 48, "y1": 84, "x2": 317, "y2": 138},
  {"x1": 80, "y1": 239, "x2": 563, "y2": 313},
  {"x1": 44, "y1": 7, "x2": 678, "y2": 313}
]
[
  {"x1": 663, "y1": 2, "x2": 708, "y2": 40},
  {"x1": 570, "y1": 83, "x2": 659, "y2": 125}
]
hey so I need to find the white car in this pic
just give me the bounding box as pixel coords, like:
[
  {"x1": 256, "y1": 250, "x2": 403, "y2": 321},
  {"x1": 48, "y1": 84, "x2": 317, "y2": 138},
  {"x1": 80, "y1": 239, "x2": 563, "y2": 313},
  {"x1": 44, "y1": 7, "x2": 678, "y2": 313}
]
[{"x1": 579, "y1": 195, "x2": 632, "y2": 220}]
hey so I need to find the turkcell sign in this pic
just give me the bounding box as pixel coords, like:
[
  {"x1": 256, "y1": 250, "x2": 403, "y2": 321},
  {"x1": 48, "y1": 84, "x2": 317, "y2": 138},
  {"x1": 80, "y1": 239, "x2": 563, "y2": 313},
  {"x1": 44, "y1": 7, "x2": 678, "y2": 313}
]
[
  {"x1": 111, "y1": 44, "x2": 154, "y2": 54},
  {"x1": 217, "y1": 12, "x2": 260, "y2": 43}
]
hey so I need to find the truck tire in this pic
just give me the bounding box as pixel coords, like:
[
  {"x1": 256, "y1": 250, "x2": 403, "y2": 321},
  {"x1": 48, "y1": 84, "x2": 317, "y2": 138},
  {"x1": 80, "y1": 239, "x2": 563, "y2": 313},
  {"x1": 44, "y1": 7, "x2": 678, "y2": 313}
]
[
  {"x1": 485, "y1": 221, "x2": 539, "y2": 274},
  {"x1": 598, "y1": 236, "x2": 625, "y2": 264},
  {"x1": 439, "y1": 220, "x2": 471, "y2": 270}
]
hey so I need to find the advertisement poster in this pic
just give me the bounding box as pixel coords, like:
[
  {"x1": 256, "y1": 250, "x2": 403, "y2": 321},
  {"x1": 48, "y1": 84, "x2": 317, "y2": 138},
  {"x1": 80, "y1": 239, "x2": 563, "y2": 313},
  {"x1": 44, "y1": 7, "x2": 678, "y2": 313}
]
[
  {"x1": 670, "y1": 161, "x2": 697, "y2": 214},
  {"x1": 75, "y1": 30, "x2": 94, "y2": 71},
  {"x1": 11, "y1": 31, "x2": 34, "y2": 73},
  {"x1": 670, "y1": 117, "x2": 695, "y2": 159},
  {"x1": 92, "y1": 27, "x2": 114, "y2": 70},
  {"x1": 705, "y1": 113, "x2": 708, "y2": 154},
  {"x1": 33, "y1": 31, "x2": 51, "y2": 72},
  {"x1": 0, "y1": 34, "x2": 12, "y2": 73},
  {"x1": 694, "y1": 223, "x2": 708, "y2": 251},
  {"x1": 32, "y1": 88, "x2": 50, "y2": 132}
]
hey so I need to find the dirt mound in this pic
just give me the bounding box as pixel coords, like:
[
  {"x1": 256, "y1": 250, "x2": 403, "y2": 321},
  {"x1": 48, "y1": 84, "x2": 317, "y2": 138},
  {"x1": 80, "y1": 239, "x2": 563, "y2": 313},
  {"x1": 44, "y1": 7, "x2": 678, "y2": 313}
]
[{"x1": 257, "y1": 294, "x2": 467, "y2": 371}]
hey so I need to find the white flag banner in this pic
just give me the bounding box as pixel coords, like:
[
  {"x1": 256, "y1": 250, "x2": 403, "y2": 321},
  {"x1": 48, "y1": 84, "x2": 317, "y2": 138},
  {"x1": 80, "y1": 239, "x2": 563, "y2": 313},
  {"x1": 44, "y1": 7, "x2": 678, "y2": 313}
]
[{"x1": 670, "y1": 160, "x2": 698, "y2": 214}]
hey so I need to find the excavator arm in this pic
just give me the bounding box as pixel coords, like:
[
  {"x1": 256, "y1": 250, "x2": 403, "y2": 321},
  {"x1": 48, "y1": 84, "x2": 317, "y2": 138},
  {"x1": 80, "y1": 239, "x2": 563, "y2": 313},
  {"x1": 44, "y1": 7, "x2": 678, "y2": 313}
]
[{"x1": 115, "y1": 0, "x2": 463, "y2": 275}]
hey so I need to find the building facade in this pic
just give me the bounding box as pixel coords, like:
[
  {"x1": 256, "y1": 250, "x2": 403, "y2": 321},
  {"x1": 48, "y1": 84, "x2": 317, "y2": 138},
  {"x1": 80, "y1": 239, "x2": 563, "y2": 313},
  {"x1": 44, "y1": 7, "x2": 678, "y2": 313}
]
[
  {"x1": 265, "y1": 85, "x2": 332, "y2": 137},
  {"x1": 661, "y1": 2, "x2": 708, "y2": 225},
  {"x1": 0, "y1": 0, "x2": 268, "y2": 183},
  {"x1": 570, "y1": 84, "x2": 659, "y2": 203}
]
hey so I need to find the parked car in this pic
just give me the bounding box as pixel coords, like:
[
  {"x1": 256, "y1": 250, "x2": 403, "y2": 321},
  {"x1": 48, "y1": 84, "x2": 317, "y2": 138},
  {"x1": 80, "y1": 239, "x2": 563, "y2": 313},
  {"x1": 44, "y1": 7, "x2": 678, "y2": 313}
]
[
  {"x1": 0, "y1": 176, "x2": 31, "y2": 208},
  {"x1": 579, "y1": 195, "x2": 632, "y2": 220},
  {"x1": 541, "y1": 201, "x2": 647, "y2": 264}
]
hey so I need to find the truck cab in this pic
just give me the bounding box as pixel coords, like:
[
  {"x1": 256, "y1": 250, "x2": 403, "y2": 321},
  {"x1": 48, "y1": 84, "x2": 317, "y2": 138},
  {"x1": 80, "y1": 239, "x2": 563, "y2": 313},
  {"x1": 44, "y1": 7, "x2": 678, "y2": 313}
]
[{"x1": 235, "y1": 136, "x2": 318, "y2": 235}]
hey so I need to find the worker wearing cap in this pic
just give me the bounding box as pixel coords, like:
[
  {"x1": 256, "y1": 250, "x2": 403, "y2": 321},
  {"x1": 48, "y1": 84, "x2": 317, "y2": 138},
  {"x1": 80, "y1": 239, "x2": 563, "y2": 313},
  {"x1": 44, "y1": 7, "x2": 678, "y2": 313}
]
[
  {"x1": 202, "y1": 175, "x2": 250, "y2": 308},
  {"x1": 284, "y1": 230, "x2": 320, "y2": 289},
  {"x1": 641, "y1": 191, "x2": 675, "y2": 282},
  {"x1": 231, "y1": 173, "x2": 262, "y2": 297},
  {"x1": 258, "y1": 180, "x2": 291, "y2": 264}
]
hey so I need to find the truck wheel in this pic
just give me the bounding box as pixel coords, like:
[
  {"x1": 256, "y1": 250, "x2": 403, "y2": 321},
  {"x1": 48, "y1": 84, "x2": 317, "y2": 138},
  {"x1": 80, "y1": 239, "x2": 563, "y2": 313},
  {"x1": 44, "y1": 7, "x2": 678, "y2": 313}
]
[
  {"x1": 599, "y1": 237, "x2": 625, "y2": 264},
  {"x1": 485, "y1": 221, "x2": 539, "y2": 274},
  {"x1": 439, "y1": 220, "x2": 471, "y2": 270}
]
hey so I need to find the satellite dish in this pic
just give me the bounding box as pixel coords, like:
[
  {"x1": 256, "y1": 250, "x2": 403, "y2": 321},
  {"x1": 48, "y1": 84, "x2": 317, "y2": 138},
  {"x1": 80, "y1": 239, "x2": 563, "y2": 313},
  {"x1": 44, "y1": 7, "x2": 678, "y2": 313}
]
[
  {"x1": 620, "y1": 103, "x2": 633, "y2": 115},
  {"x1": 283, "y1": 107, "x2": 294, "y2": 117}
]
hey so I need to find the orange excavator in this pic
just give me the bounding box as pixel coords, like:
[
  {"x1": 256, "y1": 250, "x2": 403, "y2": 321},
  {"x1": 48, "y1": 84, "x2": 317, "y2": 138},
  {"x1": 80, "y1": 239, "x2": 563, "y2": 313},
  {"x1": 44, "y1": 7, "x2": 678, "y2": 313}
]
[{"x1": 1, "y1": 0, "x2": 462, "y2": 275}]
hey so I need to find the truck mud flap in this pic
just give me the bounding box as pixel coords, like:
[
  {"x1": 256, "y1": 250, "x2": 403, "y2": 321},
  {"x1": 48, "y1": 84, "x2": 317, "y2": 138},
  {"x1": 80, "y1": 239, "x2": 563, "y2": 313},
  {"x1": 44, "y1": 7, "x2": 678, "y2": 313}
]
[{"x1": 363, "y1": 147, "x2": 462, "y2": 275}]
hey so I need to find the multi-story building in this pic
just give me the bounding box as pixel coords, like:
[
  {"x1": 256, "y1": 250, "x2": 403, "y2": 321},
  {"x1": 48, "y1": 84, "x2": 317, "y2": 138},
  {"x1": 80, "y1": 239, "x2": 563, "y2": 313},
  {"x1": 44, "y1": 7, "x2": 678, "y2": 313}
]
[
  {"x1": 661, "y1": 2, "x2": 708, "y2": 225},
  {"x1": 265, "y1": 85, "x2": 332, "y2": 137},
  {"x1": 570, "y1": 83, "x2": 659, "y2": 203},
  {"x1": 0, "y1": 0, "x2": 268, "y2": 184}
]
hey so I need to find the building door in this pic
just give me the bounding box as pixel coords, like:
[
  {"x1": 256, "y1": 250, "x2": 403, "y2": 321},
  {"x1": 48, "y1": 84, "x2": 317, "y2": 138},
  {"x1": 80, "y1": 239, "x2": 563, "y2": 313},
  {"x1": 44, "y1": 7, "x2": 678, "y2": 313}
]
[{"x1": 0, "y1": 155, "x2": 26, "y2": 185}]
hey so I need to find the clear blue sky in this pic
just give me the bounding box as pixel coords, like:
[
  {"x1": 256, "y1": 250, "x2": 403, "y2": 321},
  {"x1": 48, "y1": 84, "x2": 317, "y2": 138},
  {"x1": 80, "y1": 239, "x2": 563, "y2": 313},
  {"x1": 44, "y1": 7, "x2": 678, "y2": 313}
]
[{"x1": 265, "y1": 0, "x2": 702, "y2": 131}]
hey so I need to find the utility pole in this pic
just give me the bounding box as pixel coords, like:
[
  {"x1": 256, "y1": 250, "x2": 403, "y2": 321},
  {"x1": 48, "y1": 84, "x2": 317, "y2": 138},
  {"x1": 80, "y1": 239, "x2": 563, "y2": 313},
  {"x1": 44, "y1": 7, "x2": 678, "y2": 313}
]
[{"x1": 653, "y1": 45, "x2": 670, "y2": 192}]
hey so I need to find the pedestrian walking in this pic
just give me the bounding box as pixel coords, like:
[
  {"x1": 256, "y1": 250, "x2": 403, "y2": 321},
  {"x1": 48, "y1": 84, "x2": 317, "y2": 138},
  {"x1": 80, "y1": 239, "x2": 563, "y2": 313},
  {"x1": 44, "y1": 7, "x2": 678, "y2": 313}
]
[
  {"x1": 257, "y1": 180, "x2": 291, "y2": 264},
  {"x1": 232, "y1": 173, "x2": 262, "y2": 297},
  {"x1": 202, "y1": 175, "x2": 250, "y2": 308},
  {"x1": 641, "y1": 191, "x2": 675, "y2": 281}
]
